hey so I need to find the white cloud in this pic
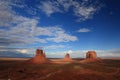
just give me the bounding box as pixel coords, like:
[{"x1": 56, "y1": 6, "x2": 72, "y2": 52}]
[
  {"x1": 1, "y1": 23, "x2": 78, "y2": 46},
  {"x1": 74, "y1": 6, "x2": 96, "y2": 21},
  {"x1": 39, "y1": 0, "x2": 101, "y2": 21},
  {"x1": 0, "y1": 16, "x2": 46, "y2": 45},
  {"x1": 33, "y1": 26, "x2": 78, "y2": 43},
  {"x1": 44, "y1": 45, "x2": 65, "y2": 49},
  {"x1": 2, "y1": 0, "x2": 37, "y2": 15},
  {"x1": 16, "y1": 49, "x2": 28, "y2": 54},
  {"x1": 47, "y1": 31, "x2": 78, "y2": 42},
  {"x1": 0, "y1": 0, "x2": 78, "y2": 46},
  {"x1": 34, "y1": 26, "x2": 62, "y2": 36},
  {"x1": 0, "y1": 48, "x2": 35, "y2": 57},
  {"x1": 0, "y1": 0, "x2": 15, "y2": 27},
  {"x1": 77, "y1": 28, "x2": 91, "y2": 32},
  {"x1": 38, "y1": 1, "x2": 61, "y2": 16},
  {"x1": 57, "y1": 0, "x2": 73, "y2": 11},
  {"x1": 0, "y1": 0, "x2": 101, "y2": 23}
]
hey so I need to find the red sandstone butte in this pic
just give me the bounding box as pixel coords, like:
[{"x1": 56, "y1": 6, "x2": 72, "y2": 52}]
[
  {"x1": 63, "y1": 53, "x2": 73, "y2": 61},
  {"x1": 85, "y1": 51, "x2": 102, "y2": 62},
  {"x1": 86, "y1": 51, "x2": 97, "y2": 59},
  {"x1": 29, "y1": 49, "x2": 48, "y2": 64}
]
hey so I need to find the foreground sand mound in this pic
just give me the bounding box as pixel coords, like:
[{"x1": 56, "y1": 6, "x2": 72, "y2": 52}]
[{"x1": 28, "y1": 49, "x2": 49, "y2": 64}]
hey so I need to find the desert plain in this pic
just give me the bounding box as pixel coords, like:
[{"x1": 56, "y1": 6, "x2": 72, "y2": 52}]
[{"x1": 0, "y1": 57, "x2": 120, "y2": 80}]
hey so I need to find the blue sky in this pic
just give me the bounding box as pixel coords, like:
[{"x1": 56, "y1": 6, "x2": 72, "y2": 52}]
[{"x1": 0, "y1": 0, "x2": 120, "y2": 58}]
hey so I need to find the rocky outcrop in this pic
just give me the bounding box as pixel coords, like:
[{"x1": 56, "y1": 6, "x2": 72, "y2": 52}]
[
  {"x1": 84, "y1": 51, "x2": 102, "y2": 62},
  {"x1": 65, "y1": 53, "x2": 70, "y2": 58},
  {"x1": 63, "y1": 53, "x2": 73, "y2": 61},
  {"x1": 86, "y1": 51, "x2": 97, "y2": 59},
  {"x1": 29, "y1": 49, "x2": 49, "y2": 64}
]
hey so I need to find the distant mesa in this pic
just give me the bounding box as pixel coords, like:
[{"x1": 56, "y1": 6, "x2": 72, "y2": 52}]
[
  {"x1": 28, "y1": 49, "x2": 49, "y2": 64},
  {"x1": 64, "y1": 53, "x2": 71, "y2": 59},
  {"x1": 86, "y1": 51, "x2": 97, "y2": 59},
  {"x1": 62, "y1": 53, "x2": 73, "y2": 62},
  {"x1": 84, "y1": 51, "x2": 102, "y2": 62}
]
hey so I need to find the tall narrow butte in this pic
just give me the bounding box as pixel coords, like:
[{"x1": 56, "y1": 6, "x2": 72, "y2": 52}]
[{"x1": 63, "y1": 53, "x2": 73, "y2": 61}]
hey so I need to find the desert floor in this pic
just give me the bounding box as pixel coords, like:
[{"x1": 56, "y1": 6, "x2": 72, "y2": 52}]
[{"x1": 0, "y1": 58, "x2": 120, "y2": 80}]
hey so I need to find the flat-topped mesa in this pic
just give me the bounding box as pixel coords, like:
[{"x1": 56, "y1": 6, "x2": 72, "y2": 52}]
[
  {"x1": 29, "y1": 49, "x2": 48, "y2": 64},
  {"x1": 86, "y1": 51, "x2": 97, "y2": 59},
  {"x1": 63, "y1": 53, "x2": 73, "y2": 61},
  {"x1": 84, "y1": 51, "x2": 102, "y2": 63}
]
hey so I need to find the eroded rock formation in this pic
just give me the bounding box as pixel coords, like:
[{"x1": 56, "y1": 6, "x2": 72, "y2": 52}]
[
  {"x1": 86, "y1": 51, "x2": 97, "y2": 59},
  {"x1": 63, "y1": 53, "x2": 73, "y2": 61},
  {"x1": 29, "y1": 49, "x2": 48, "y2": 64},
  {"x1": 84, "y1": 51, "x2": 102, "y2": 62}
]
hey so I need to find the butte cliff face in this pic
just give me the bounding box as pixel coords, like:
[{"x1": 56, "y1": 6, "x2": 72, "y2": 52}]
[
  {"x1": 84, "y1": 51, "x2": 102, "y2": 62},
  {"x1": 86, "y1": 51, "x2": 97, "y2": 59},
  {"x1": 29, "y1": 49, "x2": 48, "y2": 64}
]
